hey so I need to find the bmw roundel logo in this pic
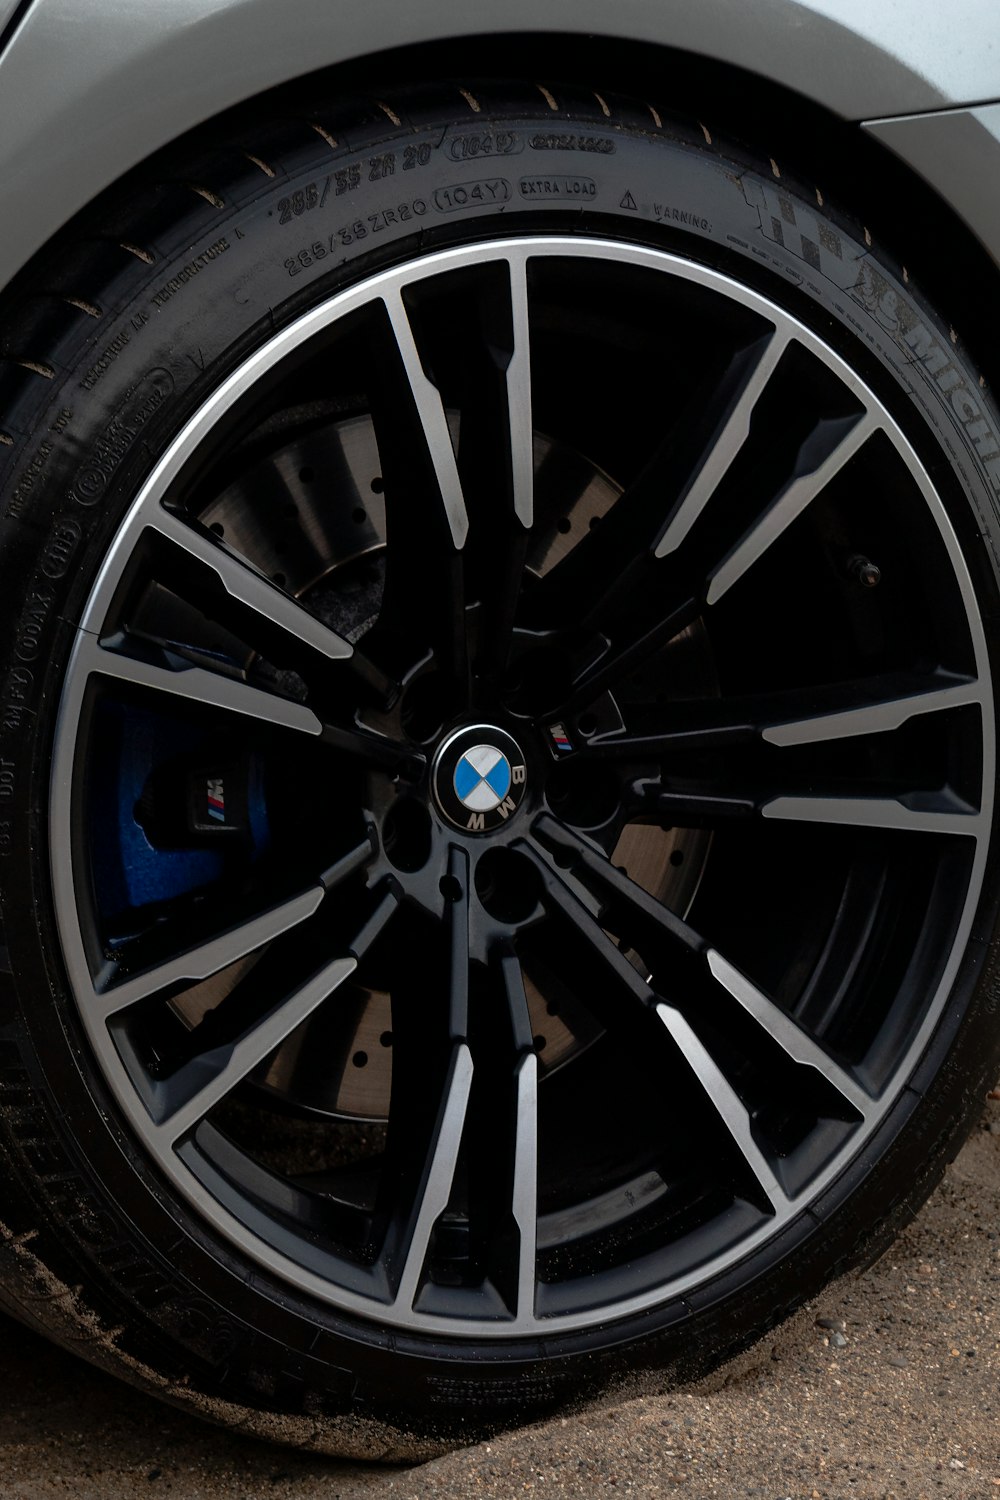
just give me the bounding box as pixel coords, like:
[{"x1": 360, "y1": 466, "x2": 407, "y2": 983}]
[
  {"x1": 432, "y1": 725, "x2": 528, "y2": 833},
  {"x1": 454, "y1": 744, "x2": 512, "y2": 812}
]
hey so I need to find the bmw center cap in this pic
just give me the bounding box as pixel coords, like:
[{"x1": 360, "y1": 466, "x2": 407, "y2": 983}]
[{"x1": 432, "y1": 724, "x2": 528, "y2": 833}]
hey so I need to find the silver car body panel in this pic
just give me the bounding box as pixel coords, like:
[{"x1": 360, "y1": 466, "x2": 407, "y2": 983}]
[{"x1": 0, "y1": 0, "x2": 998, "y2": 293}]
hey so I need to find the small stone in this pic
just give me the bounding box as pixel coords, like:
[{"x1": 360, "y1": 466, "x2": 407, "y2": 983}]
[
  {"x1": 816, "y1": 1316, "x2": 847, "y2": 1332},
  {"x1": 830, "y1": 1331, "x2": 848, "y2": 1349},
  {"x1": 887, "y1": 1355, "x2": 909, "y2": 1369},
  {"x1": 949, "y1": 1458, "x2": 966, "y2": 1470}
]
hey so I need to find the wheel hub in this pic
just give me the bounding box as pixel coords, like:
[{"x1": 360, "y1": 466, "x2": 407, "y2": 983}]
[{"x1": 432, "y1": 723, "x2": 528, "y2": 833}]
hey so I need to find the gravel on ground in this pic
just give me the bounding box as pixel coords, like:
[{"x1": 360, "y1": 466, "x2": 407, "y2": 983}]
[{"x1": 1, "y1": 1091, "x2": 997, "y2": 1500}]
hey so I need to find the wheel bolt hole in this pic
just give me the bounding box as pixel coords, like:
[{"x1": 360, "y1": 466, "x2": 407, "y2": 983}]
[
  {"x1": 577, "y1": 713, "x2": 598, "y2": 737},
  {"x1": 474, "y1": 847, "x2": 541, "y2": 923},
  {"x1": 439, "y1": 874, "x2": 463, "y2": 904},
  {"x1": 547, "y1": 763, "x2": 620, "y2": 830},
  {"x1": 383, "y1": 797, "x2": 432, "y2": 873}
]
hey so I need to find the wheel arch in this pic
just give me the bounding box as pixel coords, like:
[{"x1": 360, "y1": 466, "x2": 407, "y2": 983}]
[{"x1": 1, "y1": 22, "x2": 1000, "y2": 393}]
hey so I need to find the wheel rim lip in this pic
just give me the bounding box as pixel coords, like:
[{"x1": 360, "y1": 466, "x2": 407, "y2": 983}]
[{"x1": 46, "y1": 233, "x2": 995, "y2": 1338}]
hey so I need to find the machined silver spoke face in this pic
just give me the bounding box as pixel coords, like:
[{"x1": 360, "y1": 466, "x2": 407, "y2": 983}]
[{"x1": 49, "y1": 237, "x2": 994, "y2": 1338}]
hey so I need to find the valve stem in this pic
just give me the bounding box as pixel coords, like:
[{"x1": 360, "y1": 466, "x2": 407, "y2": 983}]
[{"x1": 847, "y1": 553, "x2": 881, "y2": 588}]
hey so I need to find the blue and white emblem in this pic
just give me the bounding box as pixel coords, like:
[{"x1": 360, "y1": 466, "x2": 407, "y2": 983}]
[
  {"x1": 454, "y1": 744, "x2": 512, "y2": 813},
  {"x1": 432, "y1": 723, "x2": 528, "y2": 833}
]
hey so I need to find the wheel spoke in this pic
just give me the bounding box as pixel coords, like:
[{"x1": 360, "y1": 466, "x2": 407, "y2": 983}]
[
  {"x1": 558, "y1": 596, "x2": 701, "y2": 718},
  {"x1": 532, "y1": 813, "x2": 703, "y2": 957},
  {"x1": 391, "y1": 1041, "x2": 474, "y2": 1310},
  {"x1": 706, "y1": 951, "x2": 873, "y2": 1116},
  {"x1": 85, "y1": 634, "x2": 419, "y2": 771},
  {"x1": 151, "y1": 953, "x2": 358, "y2": 1144},
  {"x1": 318, "y1": 719, "x2": 425, "y2": 775},
  {"x1": 467, "y1": 254, "x2": 534, "y2": 682},
  {"x1": 629, "y1": 784, "x2": 757, "y2": 823},
  {"x1": 510, "y1": 1050, "x2": 539, "y2": 1323},
  {"x1": 537, "y1": 330, "x2": 787, "y2": 624},
  {"x1": 498, "y1": 948, "x2": 537, "y2": 1056},
  {"x1": 85, "y1": 636, "x2": 323, "y2": 736},
  {"x1": 521, "y1": 840, "x2": 786, "y2": 1209},
  {"x1": 144, "y1": 507, "x2": 398, "y2": 705},
  {"x1": 531, "y1": 817, "x2": 872, "y2": 1117},
  {"x1": 762, "y1": 791, "x2": 984, "y2": 836},
  {"x1": 518, "y1": 840, "x2": 660, "y2": 1011},
  {"x1": 761, "y1": 674, "x2": 981, "y2": 746},
  {"x1": 95, "y1": 885, "x2": 327, "y2": 1017},
  {"x1": 147, "y1": 506, "x2": 353, "y2": 659},
  {"x1": 631, "y1": 780, "x2": 981, "y2": 833},
  {"x1": 506, "y1": 253, "x2": 534, "y2": 531},
  {"x1": 367, "y1": 292, "x2": 468, "y2": 686},
  {"x1": 318, "y1": 827, "x2": 381, "y2": 890},
  {"x1": 496, "y1": 949, "x2": 539, "y2": 1320},
  {"x1": 149, "y1": 883, "x2": 400, "y2": 1144},
  {"x1": 381, "y1": 286, "x2": 469, "y2": 551},
  {"x1": 654, "y1": 1003, "x2": 786, "y2": 1212},
  {"x1": 707, "y1": 410, "x2": 879, "y2": 605},
  {"x1": 654, "y1": 329, "x2": 791, "y2": 558},
  {"x1": 446, "y1": 845, "x2": 471, "y2": 1040},
  {"x1": 580, "y1": 669, "x2": 981, "y2": 758},
  {"x1": 551, "y1": 411, "x2": 881, "y2": 714}
]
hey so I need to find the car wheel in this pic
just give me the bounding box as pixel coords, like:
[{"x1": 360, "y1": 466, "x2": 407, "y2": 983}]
[{"x1": 0, "y1": 81, "x2": 998, "y2": 1454}]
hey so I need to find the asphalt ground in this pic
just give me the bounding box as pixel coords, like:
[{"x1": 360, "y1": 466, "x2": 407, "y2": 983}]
[{"x1": 1, "y1": 1091, "x2": 998, "y2": 1500}]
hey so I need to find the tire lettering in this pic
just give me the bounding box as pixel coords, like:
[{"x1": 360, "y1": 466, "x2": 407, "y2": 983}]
[
  {"x1": 448, "y1": 132, "x2": 523, "y2": 161},
  {"x1": 149, "y1": 237, "x2": 230, "y2": 309},
  {"x1": 518, "y1": 176, "x2": 596, "y2": 199},
  {"x1": 433, "y1": 179, "x2": 511, "y2": 212},
  {"x1": 529, "y1": 132, "x2": 614, "y2": 154},
  {"x1": 404, "y1": 142, "x2": 434, "y2": 169}
]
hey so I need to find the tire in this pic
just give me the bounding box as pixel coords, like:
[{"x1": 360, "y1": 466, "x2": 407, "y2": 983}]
[{"x1": 0, "y1": 80, "x2": 998, "y2": 1457}]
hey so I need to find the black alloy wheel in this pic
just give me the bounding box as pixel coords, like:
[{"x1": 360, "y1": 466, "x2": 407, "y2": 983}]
[{"x1": 0, "y1": 84, "x2": 998, "y2": 1452}]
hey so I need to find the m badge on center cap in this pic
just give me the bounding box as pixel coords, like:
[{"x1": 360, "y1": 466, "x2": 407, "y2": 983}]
[{"x1": 433, "y1": 725, "x2": 527, "y2": 833}]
